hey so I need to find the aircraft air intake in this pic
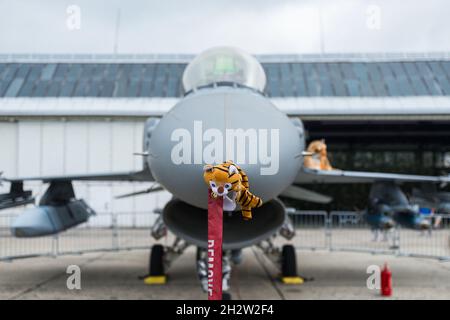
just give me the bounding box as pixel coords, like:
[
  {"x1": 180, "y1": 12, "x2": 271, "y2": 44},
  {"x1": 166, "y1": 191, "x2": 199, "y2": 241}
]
[{"x1": 162, "y1": 198, "x2": 286, "y2": 250}]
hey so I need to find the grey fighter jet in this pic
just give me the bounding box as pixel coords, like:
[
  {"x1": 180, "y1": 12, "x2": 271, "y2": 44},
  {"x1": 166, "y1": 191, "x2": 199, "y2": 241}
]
[
  {"x1": 410, "y1": 183, "x2": 450, "y2": 214},
  {"x1": 1, "y1": 47, "x2": 450, "y2": 298}
]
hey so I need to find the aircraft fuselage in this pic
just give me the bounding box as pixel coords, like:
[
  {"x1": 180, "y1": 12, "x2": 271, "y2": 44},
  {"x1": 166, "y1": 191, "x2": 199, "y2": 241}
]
[{"x1": 147, "y1": 86, "x2": 305, "y2": 209}]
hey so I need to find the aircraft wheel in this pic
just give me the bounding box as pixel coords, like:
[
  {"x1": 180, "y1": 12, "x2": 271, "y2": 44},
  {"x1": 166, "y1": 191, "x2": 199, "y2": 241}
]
[
  {"x1": 149, "y1": 244, "x2": 165, "y2": 276},
  {"x1": 281, "y1": 244, "x2": 297, "y2": 277},
  {"x1": 222, "y1": 292, "x2": 232, "y2": 300}
]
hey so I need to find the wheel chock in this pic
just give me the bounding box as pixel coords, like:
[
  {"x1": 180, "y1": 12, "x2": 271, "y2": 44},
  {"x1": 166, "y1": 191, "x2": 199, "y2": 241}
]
[
  {"x1": 281, "y1": 276, "x2": 304, "y2": 285},
  {"x1": 144, "y1": 275, "x2": 167, "y2": 285}
]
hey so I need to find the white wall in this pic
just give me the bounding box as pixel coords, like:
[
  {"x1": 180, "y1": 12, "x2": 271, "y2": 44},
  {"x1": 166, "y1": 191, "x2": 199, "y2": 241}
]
[{"x1": 0, "y1": 119, "x2": 172, "y2": 220}]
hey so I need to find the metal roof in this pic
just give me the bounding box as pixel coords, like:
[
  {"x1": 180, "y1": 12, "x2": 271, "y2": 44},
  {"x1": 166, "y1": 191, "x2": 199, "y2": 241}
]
[
  {"x1": 1, "y1": 59, "x2": 450, "y2": 98},
  {"x1": 2, "y1": 97, "x2": 450, "y2": 120}
]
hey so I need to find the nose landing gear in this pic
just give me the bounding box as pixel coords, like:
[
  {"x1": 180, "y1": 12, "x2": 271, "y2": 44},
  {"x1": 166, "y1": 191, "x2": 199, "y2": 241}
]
[{"x1": 196, "y1": 247, "x2": 233, "y2": 300}]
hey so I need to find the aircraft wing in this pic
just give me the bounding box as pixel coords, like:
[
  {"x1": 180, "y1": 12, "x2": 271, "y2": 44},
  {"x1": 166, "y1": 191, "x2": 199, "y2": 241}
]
[
  {"x1": 295, "y1": 167, "x2": 450, "y2": 184},
  {"x1": 2, "y1": 169, "x2": 154, "y2": 183},
  {"x1": 0, "y1": 169, "x2": 155, "y2": 210}
]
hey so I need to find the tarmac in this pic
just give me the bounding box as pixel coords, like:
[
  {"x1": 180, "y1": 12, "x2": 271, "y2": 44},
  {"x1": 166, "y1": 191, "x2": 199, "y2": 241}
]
[{"x1": 1, "y1": 247, "x2": 450, "y2": 300}]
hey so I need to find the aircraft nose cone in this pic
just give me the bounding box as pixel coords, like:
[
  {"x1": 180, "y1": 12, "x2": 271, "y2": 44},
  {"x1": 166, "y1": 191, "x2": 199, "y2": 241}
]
[{"x1": 148, "y1": 88, "x2": 304, "y2": 209}]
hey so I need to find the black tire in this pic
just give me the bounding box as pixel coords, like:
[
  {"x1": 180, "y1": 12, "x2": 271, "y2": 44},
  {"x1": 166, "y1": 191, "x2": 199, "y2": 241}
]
[
  {"x1": 222, "y1": 292, "x2": 232, "y2": 300},
  {"x1": 149, "y1": 244, "x2": 165, "y2": 276},
  {"x1": 281, "y1": 244, "x2": 297, "y2": 277}
]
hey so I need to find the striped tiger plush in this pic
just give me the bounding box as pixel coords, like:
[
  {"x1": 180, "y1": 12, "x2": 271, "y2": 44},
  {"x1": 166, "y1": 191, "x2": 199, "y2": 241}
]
[
  {"x1": 203, "y1": 161, "x2": 262, "y2": 220},
  {"x1": 303, "y1": 139, "x2": 334, "y2": 171}
]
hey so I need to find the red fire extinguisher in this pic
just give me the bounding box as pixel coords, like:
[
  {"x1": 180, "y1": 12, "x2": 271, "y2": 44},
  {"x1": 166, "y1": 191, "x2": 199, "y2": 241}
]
[{"x1": 381, "y1": 263, "x2": 392, "y2": 297}]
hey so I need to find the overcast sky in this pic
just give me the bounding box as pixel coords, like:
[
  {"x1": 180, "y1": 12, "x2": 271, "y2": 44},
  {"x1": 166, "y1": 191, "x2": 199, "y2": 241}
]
[{"x1": 0, "y1": 0, "x2": 449, "y2": 55}]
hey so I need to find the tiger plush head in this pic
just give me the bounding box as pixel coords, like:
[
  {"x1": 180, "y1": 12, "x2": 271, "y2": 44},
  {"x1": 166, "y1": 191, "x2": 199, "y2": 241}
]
[
  {"x1": 304, "y1": 139, "x2": 334, "y2": 171},
  {"x1": 203, "y1": 161, "x2": 243, "y2": 197},
  {"x1": 307, "y1": 139, "x2": 328, "y2": 156},
  {"x1": 203, "y1": 161, "x2": 262, "y2": 218},
  {"x1": 203, "y1": 161, "x2": 244, "y2": 211}
]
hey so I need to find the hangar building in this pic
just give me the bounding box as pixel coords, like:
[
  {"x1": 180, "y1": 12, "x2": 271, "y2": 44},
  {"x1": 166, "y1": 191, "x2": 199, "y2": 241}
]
[{"x1": 0, "y1": 53, "x2": 449, "y2": 212}]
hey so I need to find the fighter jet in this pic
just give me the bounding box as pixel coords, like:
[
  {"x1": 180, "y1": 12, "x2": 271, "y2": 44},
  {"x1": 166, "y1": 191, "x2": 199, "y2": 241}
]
[
  {"x1": 298, "y1": 140, "x2": 434, "y2": 232},
  {"x1": 1, "y1": 47, "x2": 450, "y2": 298},
  {"x1": 410, "y1": 183, "x2": 450, "y2": 214}
]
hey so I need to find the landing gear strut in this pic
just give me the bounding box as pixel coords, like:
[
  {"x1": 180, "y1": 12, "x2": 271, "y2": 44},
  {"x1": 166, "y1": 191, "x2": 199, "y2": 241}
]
[{"x1": 196, "y1": 247, "x2": 233, "y2": 299}]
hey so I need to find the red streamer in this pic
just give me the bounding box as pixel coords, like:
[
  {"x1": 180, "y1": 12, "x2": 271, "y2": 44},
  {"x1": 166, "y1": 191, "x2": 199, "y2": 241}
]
[{"x1": 207, "y1": 189, "x2": 223, "y2": 300}]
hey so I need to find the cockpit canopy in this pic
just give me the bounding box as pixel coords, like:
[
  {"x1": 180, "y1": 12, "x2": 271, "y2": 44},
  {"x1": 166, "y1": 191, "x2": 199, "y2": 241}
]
[{"x1": 182, "y1": 47, "x2": 267, "y2": 93}]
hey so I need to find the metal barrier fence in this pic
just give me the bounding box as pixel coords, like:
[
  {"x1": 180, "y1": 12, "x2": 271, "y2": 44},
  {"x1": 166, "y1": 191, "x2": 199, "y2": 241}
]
[
  {"x1": 329, "y1": 211, "x2": 400, "y2": 255},
  {"x1": 1, "y1": 210, "x2": 449, "y2": 262},
  {"x1": 397, "y1": 215, "x2": 450, "y2": 259},
  {"x1": 290, "y1": 211, "x2": 450, "y2": 260},
  {"x1": 287, "y1": 211, "x2": 329, "y2": 250},
  {"x1": 0, "y1": 211, "x2": 158, "y2": 261}
]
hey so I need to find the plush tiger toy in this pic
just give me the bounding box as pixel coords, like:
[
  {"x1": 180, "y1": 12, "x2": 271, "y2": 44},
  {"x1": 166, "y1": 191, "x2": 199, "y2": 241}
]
[
  {"x1": 303, "y1": 139, "x2": 334, "y2": 171},
  {"x1": 203, "y1": 161, "x2": 262, "y2": 220}
]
